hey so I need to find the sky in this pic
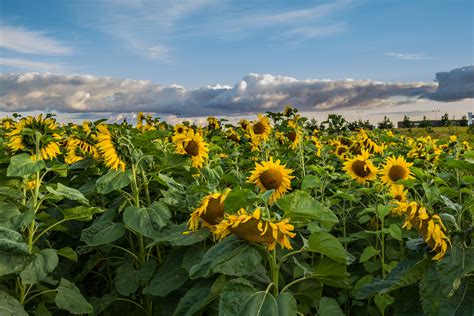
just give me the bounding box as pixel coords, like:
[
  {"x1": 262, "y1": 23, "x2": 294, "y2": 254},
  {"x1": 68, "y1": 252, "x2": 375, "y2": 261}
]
[{"x1": 0, "y1": 0, "x2": 473, "y2": 123}]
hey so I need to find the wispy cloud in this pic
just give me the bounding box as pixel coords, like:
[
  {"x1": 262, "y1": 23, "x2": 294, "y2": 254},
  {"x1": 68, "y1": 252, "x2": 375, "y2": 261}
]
[
  {"x1": 384, "y1": 52, "x2": 430, "y2": 60},
  {"x1": 0, "y1": 24, "x2": 73, "y2": 55},
  {"x1": 0, "y1": 57, "x2": 67, "y2": 72}
]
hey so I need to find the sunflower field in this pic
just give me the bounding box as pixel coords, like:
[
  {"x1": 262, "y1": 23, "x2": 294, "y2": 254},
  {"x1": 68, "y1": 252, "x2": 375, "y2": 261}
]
[{"x1": 0, "y1": 107, "x2": 473, "y2": 316}]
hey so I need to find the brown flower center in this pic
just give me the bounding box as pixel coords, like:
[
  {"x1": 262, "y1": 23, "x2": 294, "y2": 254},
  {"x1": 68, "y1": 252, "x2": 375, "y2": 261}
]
[
  {"x1": 253, "y1": 122, "x2": 265, "y2": 135},
  {"x1": 177, "y1": 127, "x2": 184, "y2": 134},
  {"x1": 337, "y1": 146, "x2": 347, "y2": 155},
  {"x1": 388, "y1": 165, "x2": 406, "y2": 182},
  {"x1": 185, "y1": 140, "x2": 199, "y2": 156},
  {"x1": 200, "y1": 197, "x2": 224, "y2": 225},
  {"x1": 351, "y1": 160, "x2": 371, "y2": 177},
  {"x1": 287, "y1": 131, "x2": 297, "y2": 142},
  {"x1": 230, "y1": 218, "x2": 275, "y2": 243},
  {"x1": 394, "y1": 194, "x2": 403, "y2": 202},
  {"x1": 260, "y1": 168, "x2": 283, "y2": 190}
]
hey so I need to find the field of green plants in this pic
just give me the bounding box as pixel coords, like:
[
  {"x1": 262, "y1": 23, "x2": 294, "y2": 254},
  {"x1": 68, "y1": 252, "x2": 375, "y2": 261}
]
[{"x1": 0, "y1": 108, "x2": 473, "y2": 315}]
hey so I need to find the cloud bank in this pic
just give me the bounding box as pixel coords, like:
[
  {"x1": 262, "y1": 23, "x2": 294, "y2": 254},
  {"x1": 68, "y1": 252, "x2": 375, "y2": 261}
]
[
  {"x1": 423, "y1": 66, "x2": 474, "y2": 101},
  {"x1": 0, "y1": 72, "x2": 443, "y2": 117}
]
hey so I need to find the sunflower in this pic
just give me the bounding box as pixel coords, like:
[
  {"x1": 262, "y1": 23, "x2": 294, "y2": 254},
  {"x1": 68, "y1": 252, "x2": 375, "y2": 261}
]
[
  {"x1": 65, "y1": 136, "x2": 100, "y2": 164},
  {"x1": 207, "y1": 117, "x2": 220, "y2": 130},
  {"x1": 248, "y1": 157, "x2": 294, "y2": 203},
  {"x1": 311, "y1": 136, "x2": 322, "y2": 157},
  {"x1": 380, "y1": 156, "x2": 413, "y2": 186},
  {"x1": 172, "y1": 124, "x2": 188, "y2": 144},
  {"x1": 214, "y1": 208, "x2": 296, "y2": 250},
  {"x1": 95, "y1": 124, "x2": 126, "y2": 171},
  {"x1": 357, "y1": 129, "x2": 385, "y2": 154},
  {"x1": 226, "y1": 128, "x2": 240, "y2": 143},
  {"x1": 390, "y1": 185, "x2": 409, "y2": 216},
  {"x1": 188, "y1": 189, "x2": 230, "y2": 230},
  {"x1": 335, "y1": 144, "x2": 349, "y2": 160},
  {"x1": 286, "y1": 126, "x2": 302, "y2": 150},
  {"x1": 239, "y1": 119, "x2": 250, "y2": 131},
  {"x1": 249, "y1": 114, "x2": 272, "y2": 145},
  {"x1": 175, "y1": 129, "x2": 209, "y2": 168},
  {"x1": 402, "y1": 202, "x2": 450, "y2": 260},
  {"x1": 343, "y1": 151, "x2": 378, "y2": 184},
  {"x1": 7, "y1": 115, "x2": 62, "y2": 161}
]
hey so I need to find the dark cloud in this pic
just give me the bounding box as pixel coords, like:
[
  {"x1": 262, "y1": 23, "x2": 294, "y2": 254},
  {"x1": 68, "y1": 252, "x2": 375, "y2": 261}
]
[
  {"x1": 0, "y1": 72, "x2": 439, "y2": 117},
  {"x1": 424, "y1": 65, "x2": 474, "y2": 101}
]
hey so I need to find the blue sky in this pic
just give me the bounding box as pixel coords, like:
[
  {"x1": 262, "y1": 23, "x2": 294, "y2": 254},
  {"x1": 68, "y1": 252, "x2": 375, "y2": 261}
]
[
  {"x1": 0, "y1": 0, "x2": 472, "y2": 122},
  {"x1": 1, "y1": 0, "x2": 472, "y2": 87}
]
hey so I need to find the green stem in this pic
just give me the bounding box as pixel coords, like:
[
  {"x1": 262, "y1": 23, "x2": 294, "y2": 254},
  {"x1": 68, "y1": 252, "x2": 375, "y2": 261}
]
[
  {"x1": 270, "y1": 248, "x2": 279, "y2": 296},
  {"x1": 23, "y1": 289, "x2": 57, "y2": 304}
]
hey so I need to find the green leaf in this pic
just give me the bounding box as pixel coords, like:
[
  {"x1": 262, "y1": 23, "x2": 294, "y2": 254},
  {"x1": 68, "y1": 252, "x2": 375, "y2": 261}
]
[
  {"x1": 219, "y1": 278, "x2": 256, "y2": 316},
  {"x1": 80, "y1": 216, "x2": 125, "y2": 247},
  {"x1": 301, "y1": 175, "x2": 320, "y2": 190},
  {"x1": 313, "y1": 258, "x2": 351, "y2": 288},
  {"x1": 0, "y1": 202, "x2": 20, "y2": 227},
  {"x1": 153, "y1": 224, "x2": 210, "y2": 246},
  {"x1": 96, "y1": 169, "x2": 131, "y2": 194},
  {"x1": 46, "y1": 183, "x2": 89, "y2": 205},
  {"x1": 57, "y1": 247, "x2": 78, "y2": 262},
  {"x1": 173, "y1": 280, "x2": 212, "y2": 316},
  {"x1": 0, "y1": 291, "x2": 28, "y2": 316},
  {"x1": 276, "y1": 292, "x2": 297, "y2": 316},
  {"x1": 387, "y1": 224, "x2": 402, "y2": 241},
  {"x1": 123, "y1": 201, "x2": 171, "y2": 238},
  {"x1": 260, "y1": 189, "x2": 275, "y2": 204},
  {"x1": 308, "y1": 232, "x2": 355, "y2": 264},
  {"x1": 441, "y1": 159, "x2": 474, "y2": 173},
  {"x1": 359, "y1": 246, "x2": 380, "y2": 263},
  {"x1": 20, "y1": 249, "x2": 58, "y2": 284},
  {"x1": 375, "y1": 204, "x2": 391, "y2": 219},
  {"x1": 224, "y1": 188, "x2": 258, "y2": 213},
  {"x1": 318, "y1": 297, "x2": 344, "y2": 316},
  {"x1": 358, "y1": 257, "x2": 431, "y2": 299},
  {"x1": 116, "y1": 260, "x2": 156, "y2": 296},
  {"x1": 0, "y1": 186, "x2": 22, "y2": 199},
  {"x1": 7, "y1": 154, "x2": 45, "y2": 177},
  {"x1": 240, "y1": 291, "x2": 278, "y2": 316},
  {"x1": 276, "y1": 191, "x2": 338, "y2": 228},
  {"x1": 62, "y1": 206, "x2": 103, "y2": 221},
  {"x1": 143, "y1": 252, "x2": 187, "y2": 297},
  {"x1": 189, "y1": 237, "x2": 263, "y2": 279},
  {"x1": 374, "y1": 293, "x2": 394, "y2": 314},
  {"x1": 55, "y1": 278, "x2": 93, "y2": 314}
]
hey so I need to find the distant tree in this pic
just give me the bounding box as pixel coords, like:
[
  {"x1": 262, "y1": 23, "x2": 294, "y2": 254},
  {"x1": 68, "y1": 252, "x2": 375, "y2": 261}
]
[
  {"x1": 441, "y1": 112, "x2": 450, "y2": 126},
  {"x1": 378, "y1": 116, "x2": 394, "y2": 129},
  {"x1": 305, "y1": 118, "x2": 319, "y2": 131},
  {"x1": 322, "y1": 114, "x2": 348, "y2": 134},
  {"x1": 348, "y1": 120, "x2": 374, "y2": 131},
  {"x1": 460, "y1": 115, "x2": 468, "y2": 126},
  {"x1": 402, "y1": 115, "x2": 413, "y2": 128},
  {"x1": 419, "y1": 116, "x2": 431, "y2": 128}
]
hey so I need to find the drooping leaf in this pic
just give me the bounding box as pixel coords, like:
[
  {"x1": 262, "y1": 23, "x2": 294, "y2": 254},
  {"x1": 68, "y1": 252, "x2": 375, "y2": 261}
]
[
  {"x1": 62, "y1": 206, "x2": 103, "y2": 221},
  {"x1": 276, "y1": 292, "x2": 297, "y2": 316},
  {"x1": 115, "y1": 260, "x2": 156, "y2": 296},
  {"x1": 0, "y1": 291, "x2": 28, "y2": 316},
  {"x1": 96, "y1": 169, "x2": 131, "y2": 194},
  {"x1": 359, "y1": 246, "x2": 380, "y2": 263},
  {"x1": 318, "y1": 297, "x2": 344, "y2": 316},
  {"x1": 123, "y1": 201, "x2": 171, "y2": 238},
  {"x1": 173, "y1": 280, "x2": 212, "y2": 316},
  {"x1": 308, "y1": 231, "x2": 355, "y2": 264},
  {"x1": 240, "y1": 291, "x2": 278, "y2": 316},
  {"x1": 7, "y1": 154, "x2": 45, "y2": 177},
  {"x1": 55, "y1": 278, "x2": 93, "y2": 314},
  {"x1": 143, "y1": 251, "x2": 187, "y2": 297},
  {"x1": 20, "y1": 249, "x2": 58, "y2": 284},
  {"x1": 57, "y1": 247, "x2": 78, "y2": 262},
  {"x1": 219, "y1": 278, "x2": 256, "y2": 316},
  {"x1": 80, "y1": 214, "x2": 125, "y2": 247}
]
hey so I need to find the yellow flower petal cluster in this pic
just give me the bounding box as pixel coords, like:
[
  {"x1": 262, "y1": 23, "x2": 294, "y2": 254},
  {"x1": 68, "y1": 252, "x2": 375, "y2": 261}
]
[
  {"x1": 174, "y1": 129, "x2": 209, "y2": 168},
  {"x1": 188, "y1": 189, "x2": 230, "y2": 231},
  {"x1": 214, "y1": 208, "x2": 296, "y2": 250},
  {"x1": 95, "y1": 125, "x2": 126, "y2": 170},
  {"x1": 65, "y1": 136, "x2": 100, "y2": 165},
  {"x1": 357, "y1": 129, "x2": 386, "y2": 155},
  {"x1": 248, "y1": 157, "x2": 294, "y2": 204},
  {"x1": 389, "y1": 184, "x2": 409, "y2": 216},
  {"x1": 249, "y1": 114, "x2": 272, "y2": 146},
  {"x1": 402, "y1": 202, "x2": 450, "y2": 260},
  {"x1": 407, "y1": 136, "x2": 442, "y2": 163},
  {"x1": 343, "y1": 151, "x2": 378, "y2": 184},
  {"x1": 380, "y1": 155, "x2": 413, "y2": 186}
]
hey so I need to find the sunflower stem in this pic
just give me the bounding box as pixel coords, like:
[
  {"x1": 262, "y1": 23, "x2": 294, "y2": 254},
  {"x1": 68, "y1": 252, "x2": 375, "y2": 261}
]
[{"x1": 270, "y1": 248, "x2": 279, "y2": 295}]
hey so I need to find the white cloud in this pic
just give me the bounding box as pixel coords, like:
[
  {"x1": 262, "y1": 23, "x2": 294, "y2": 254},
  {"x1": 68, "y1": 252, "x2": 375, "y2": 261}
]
[
  {"x1": 0, "y1": 58, "x2": 67, "y2": 72},
  {"x1": 384, "y1": 52, "x2": 430, "y2": 60},
  {"x1": 0, "y1": 24, "x2": 73, "y2": 55},
  {"x1": 0, "y1": 72, "x2": 438, "y2": 116}
]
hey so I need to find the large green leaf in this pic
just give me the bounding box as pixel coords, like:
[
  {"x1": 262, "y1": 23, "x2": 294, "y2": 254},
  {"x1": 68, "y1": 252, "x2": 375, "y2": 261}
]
[
  {"x1": 55, "y1": 278, "x2": 93, "y2": 314},
  {"x1": 96, "y1": 169, "x2": 131, "y2": 194},
  {"x1": 313, "y1": 258, "x2": 351, "y2": 288},
  {"x1": 276, "y1": 292, "x2": 297, "y2": 316},
  {"x1": 240, "y1": 291, "x2": 278, "y2": 316},
  {"x1": 80, "y1": 217, "x2": 125, "y2": 247},
  {"x1": 143, "y1": 251, "x2": 187, "y2": 297},
  {"x1": 358, "y1": 257, "x2": 430, "y2": 299},
  {"x1": 419, "y1": 244, "x2": 474, "y2": 315},
  {"x1": 46, "y1": 183, "x2": 89, "y2": 205},
  {"x1": 123, "y1": 201, "x2": 171, "y2": 238},
  {"x1": 224, "y1": 188, "x2": 258, "y2": 213},
  {"x1": 62, "y1": 206, "x2": 103, "y2": 221},
  {"x1": 153, "y1": 224, "x2": 210, "y2": 246},
  {"x1": 7, "y1": 154, "x2": 45, "y2": 177},
  {"x1": 219, "y1": 278, "x2": 256, "y2": 316},
  {"x1": 0, "y1": 227, "x2": 32, "y2": 276},
  {"x1": 318, "y1": 297, "x2": 344, "y2": 316},
  {"x1": 308, "y1": 231, "x2": 355, "y2": 264},
  {"x1": 0, "y1": 291, "x2": 28, "y2": 316},
  {"x1": 115, "y1": 260, "x2": 156, "y2": 296},
  {"x1": 189, "y1": 237, "x2": 263, "y2": 279},
  {"x1": 173, "y1": 280, "x2": 212, "y2": 316},
  {"x1": 20, "y1": 248, "x2": 58, "y2": 284},
  {"x1": 0, "y1": 202, "x2": 19, "y2": 226},
  {"x1": 276, "y1": 191, "x2": 338, "y2": 227}
]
